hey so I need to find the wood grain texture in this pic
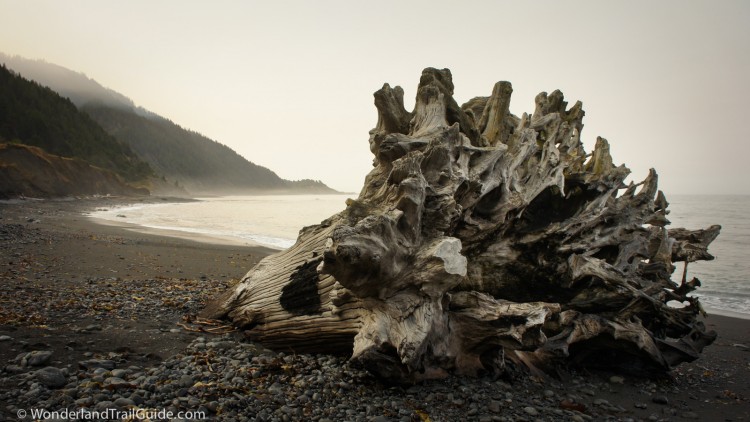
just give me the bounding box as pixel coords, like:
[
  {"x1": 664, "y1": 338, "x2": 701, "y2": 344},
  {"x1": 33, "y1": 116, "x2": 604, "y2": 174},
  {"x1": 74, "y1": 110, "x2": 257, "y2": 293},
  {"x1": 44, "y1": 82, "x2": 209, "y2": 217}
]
[{"x1": 203, "y1": 68, "x2": 719, "y2": 382}]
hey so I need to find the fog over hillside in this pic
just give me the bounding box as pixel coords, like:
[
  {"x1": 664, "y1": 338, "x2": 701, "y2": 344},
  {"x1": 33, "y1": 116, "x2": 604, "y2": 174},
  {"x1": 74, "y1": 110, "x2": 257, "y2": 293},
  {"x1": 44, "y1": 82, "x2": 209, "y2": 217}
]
[
  {"x1": 0, "y1": 53, "x2": 155, "y2": 118},
  {"x1": 0, "y1": 53, "x2": 337, "y2": 195}
]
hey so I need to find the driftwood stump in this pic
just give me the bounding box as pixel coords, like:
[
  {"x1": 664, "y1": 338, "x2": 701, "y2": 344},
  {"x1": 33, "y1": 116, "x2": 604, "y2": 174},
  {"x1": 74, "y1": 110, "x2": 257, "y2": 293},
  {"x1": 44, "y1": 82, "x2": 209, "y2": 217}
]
[{"x1": 203, "y1": 68, "x2": 719, "y2": 382}]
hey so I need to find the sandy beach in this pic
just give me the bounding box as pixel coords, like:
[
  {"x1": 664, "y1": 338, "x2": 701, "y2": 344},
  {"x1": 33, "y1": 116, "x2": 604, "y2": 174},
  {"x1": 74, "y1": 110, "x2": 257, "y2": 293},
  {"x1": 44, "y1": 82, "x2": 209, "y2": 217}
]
[
  {"x1": 1, "y1": 198, "x2": 748, "y2": 421},
  {"x1": 0, "y1": 197, "x2": 274, "y2": 364}
]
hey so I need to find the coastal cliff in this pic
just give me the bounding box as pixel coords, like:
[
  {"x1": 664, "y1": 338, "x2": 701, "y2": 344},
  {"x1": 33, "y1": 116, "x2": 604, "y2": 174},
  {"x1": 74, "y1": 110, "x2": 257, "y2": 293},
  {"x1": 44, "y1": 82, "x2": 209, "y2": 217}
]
[{"x1": 0, "y1": 143, "x2": 148, "y2": 198}]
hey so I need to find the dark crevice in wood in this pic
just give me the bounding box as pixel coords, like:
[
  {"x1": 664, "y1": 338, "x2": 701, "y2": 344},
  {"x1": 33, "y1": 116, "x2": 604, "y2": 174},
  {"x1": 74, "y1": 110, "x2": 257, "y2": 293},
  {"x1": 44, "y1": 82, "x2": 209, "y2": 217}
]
[{"x1": 280, "y1": 258, "x2": 324, "y2": 315}]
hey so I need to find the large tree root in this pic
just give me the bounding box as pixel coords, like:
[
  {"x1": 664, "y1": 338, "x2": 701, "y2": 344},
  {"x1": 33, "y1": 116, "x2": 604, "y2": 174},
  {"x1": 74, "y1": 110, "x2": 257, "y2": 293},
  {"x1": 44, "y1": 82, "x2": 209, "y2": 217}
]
[{"x1": 203, "y1": 68, "x2": 719, "y2": 382}]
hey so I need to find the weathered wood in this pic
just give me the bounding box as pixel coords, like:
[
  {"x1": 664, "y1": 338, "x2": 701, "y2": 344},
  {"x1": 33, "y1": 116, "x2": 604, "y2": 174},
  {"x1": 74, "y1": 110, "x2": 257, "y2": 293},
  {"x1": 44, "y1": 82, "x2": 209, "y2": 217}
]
[{"x1": 203, "y1": 68, "x2": 719, "y2": 382}]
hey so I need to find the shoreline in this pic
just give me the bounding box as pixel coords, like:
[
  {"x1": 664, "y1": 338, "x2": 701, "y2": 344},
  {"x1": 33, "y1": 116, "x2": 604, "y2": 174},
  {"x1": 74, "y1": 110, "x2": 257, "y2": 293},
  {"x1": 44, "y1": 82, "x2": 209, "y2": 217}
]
[
  {"x1": 88, "y1": 196, "x2": 750, "y2": 321},
  {"x1": 1, "y1": 197, "x2": 749, "y2": 420},
  {"x1": 87, "y1": 215, "x2": 271, "y2": 248},
  {"x1": 83, "y1": 194, "x2": 355, "y2": 250},
  {"x1": 703, "y1": 307, "x2": 750, "y2": 321}
]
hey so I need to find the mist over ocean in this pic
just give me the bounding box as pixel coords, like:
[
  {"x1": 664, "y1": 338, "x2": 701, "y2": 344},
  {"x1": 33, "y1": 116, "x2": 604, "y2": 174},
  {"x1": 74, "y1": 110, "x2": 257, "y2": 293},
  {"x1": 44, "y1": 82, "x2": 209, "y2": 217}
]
[
  {"x1": 90, "y1": 194, "x2": 750, "y2": 318},
  {"x1": 90, "y1": 195, "x2": 351, "y2": 249}
]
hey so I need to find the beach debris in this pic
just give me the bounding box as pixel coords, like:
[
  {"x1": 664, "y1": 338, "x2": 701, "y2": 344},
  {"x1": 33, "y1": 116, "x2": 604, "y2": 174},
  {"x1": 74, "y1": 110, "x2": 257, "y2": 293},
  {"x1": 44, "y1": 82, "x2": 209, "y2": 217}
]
[
  {"x1": 559, "y1": 399, "x2": 587, "y2": 413},
  {"x1": 178, "y1": 315, "x2": 237, "y2": 334},
  {"x1": 203, "y1": 68, "x2": 720, "y2": 382}
]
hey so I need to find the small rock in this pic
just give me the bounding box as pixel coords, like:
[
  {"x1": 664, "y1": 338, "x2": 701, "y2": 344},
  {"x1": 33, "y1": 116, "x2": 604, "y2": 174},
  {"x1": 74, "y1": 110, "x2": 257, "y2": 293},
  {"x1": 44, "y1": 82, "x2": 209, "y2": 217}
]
[
  {"x1": 111, "y1": 369, "x2": 128, "y2": 378},
  {"x1": 36, "y1": 367, "x2": 67, "y2": 388},
  {"x1": 593, "y1": 399, "x2": 609, "y2": 406},
  {"x1": 681, "y1": 411, "x2": 699, "y2": 419},
  {"x1": 177, "y1": 374, "x2": 195, "y2": 387},
  {"x1": 609, "y1": 375, "x2": 625, "y2": 384},
  {"x1": 93, "y1": 367, "x2": 109, "y2": 376},
  {"x1": 114, "y1": 397, "x2": 135, "y2": 408},
  {"x1": 0, "y1": 335, "x2": 12, "y2": 342},
  {"x1": 488, "y1": 400, "x2": 502, "y2": 413},
  {"x1": 130, "y1": 393, "x2": 145, "y2": 405},
  {"x1": 635, "y1": 402, "x2": 648, "y2": 409},
  {"x1": 95, "y1": 401, "x2": 115, "y2": 411},
  {"x1": 25, "y1": 350, "x2": 54, "y2": 367},
  {"x1": 79, "y1": 359, "x2": 116, "y2": 370},
  {"x1": 523, "y1": 406, "x2": 539, "y2": 416},
  {"x1": 205, "y1": 341, "x2": 234, "y2": 350},
  {"x1": 4, "y1": 364, "x2": 24, "y2": 374},
  {"x1": 652, "y1": 395, "x2": 669, "y2": 405},
  {"x1": 268, "y1": 382, "x2": 284, "y2": 394},
  {"x1": 104, "y1": 377, "x2": 131, "y2": 389},
  {"x1": 205, "y1": 401, "x2": 219, "y2": 413},
  {"x1": 75, "y1": 397, "x2": 94, "y2": 407}
]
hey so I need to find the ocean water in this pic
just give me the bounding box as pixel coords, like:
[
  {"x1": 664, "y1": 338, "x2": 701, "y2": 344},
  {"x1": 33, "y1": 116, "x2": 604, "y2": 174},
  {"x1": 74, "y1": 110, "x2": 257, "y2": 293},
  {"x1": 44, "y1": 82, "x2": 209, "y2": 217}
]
[
  {"x1": 666, "y1": 195, "x2": 750, "y2": 317},
  {"x1": 90, "y1": 195, "x2": 352, "y2": 249},
  {"x1": 88, "y1": 194, "x2": 749, "y2": 317}
]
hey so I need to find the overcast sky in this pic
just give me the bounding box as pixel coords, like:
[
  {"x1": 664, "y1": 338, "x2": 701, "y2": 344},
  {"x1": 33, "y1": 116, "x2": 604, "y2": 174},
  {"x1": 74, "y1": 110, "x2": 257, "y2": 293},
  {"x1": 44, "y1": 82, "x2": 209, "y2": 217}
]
[{"x1": 1, "y1": 0, "x2": 748, "y2": 194}]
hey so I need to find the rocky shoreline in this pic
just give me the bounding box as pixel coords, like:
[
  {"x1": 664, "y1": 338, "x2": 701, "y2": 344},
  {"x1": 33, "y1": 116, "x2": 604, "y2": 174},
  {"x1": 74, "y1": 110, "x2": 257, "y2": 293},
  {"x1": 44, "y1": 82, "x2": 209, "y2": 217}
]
[
  {"x1": 1, "y1": 333, "x2": 703, "y2": 422},
  {"x1": 1, "y1": 198, "x2": 748, "y2": 421}
]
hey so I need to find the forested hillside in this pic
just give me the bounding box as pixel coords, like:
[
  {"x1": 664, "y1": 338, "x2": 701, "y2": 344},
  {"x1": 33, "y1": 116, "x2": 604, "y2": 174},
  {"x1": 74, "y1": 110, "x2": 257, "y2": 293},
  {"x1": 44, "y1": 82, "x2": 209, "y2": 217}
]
[
  {"x1": 83, "y1": 105, "x2": 333, "y2": 193},
  {"x1": 1, "y1": 55, "x2": 336, "y2": 195},
  {"x1": 0, "y1": 65, "x2": 152, "y2": 182},
  {"x1": 0, "y1": 52, "x2": 144, "y2": 113}
]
